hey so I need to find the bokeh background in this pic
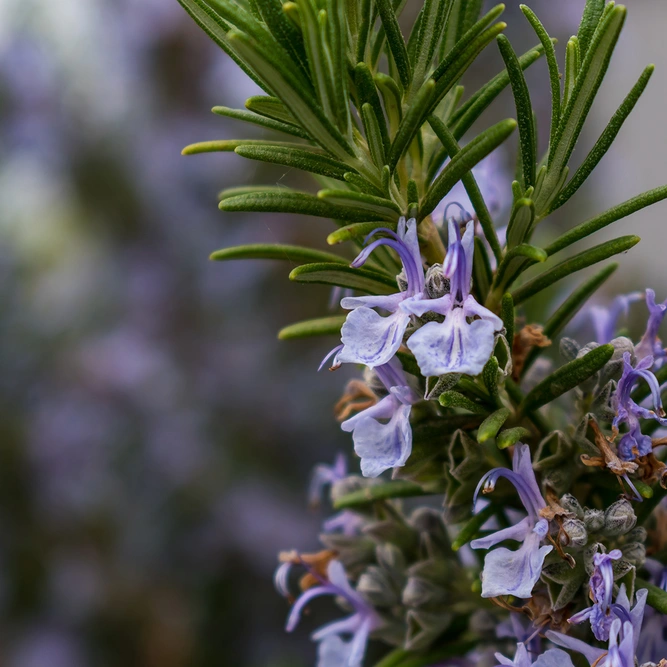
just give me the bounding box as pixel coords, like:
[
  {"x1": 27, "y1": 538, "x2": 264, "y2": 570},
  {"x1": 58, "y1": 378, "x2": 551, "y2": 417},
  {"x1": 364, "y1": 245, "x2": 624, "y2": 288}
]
[{"x1": 0, "y1": 1, "x2": 665, "y2": 665}]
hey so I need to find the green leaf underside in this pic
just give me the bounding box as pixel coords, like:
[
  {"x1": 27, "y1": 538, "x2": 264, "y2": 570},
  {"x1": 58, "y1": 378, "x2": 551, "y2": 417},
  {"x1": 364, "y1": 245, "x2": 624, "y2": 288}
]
[
  {"x1": 211, "y1": 105, "x2": 311, "y2": 139},
  {"x1": 477, "y1": 408, "x2": 511, "y2": 443},
  {"x1": 521, "y1": 344, "x2": 614, "y2": 412},
  {"x1": 209, "y1": 243, "x2": 348, "y2": 265},
  {"x1": 289, "y1": 262, "x2": 398, "y2": 294},
  {"x1": 278, "y1": 315, "x2": 347, "y2": 340}
]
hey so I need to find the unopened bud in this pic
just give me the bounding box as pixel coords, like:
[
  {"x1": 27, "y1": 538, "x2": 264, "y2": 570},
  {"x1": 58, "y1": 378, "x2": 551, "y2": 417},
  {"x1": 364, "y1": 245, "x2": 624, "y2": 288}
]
[
  {"x1": 621, "y1": 542, "x2": 646, "y2": 567},
  {"x1": 358, "y1": 566, "x2": 401, "y2": 607},
  {"x1": 584, "y1": 508, "x2": 605, "y2": 533},
  {"x1": 625, "y1": 527, "x2": 647, "y2": 543},
  {"x1": 402, "y1": 577, "x2": 447, "y2": 609},
  {"x1": 603, "y1": 499, "x2": 637, "y2": 537},
  {"x1": 559, "y1": 494, "x2": 584, "y2": 519},
  {"x1": 560, "y1": 518, "x2": 588, "y2": 548},
  {"x1": 396, "y1": 269, "x2": 408, "y2": 292},
  {"x1": 560, "y1": 337, "x2": 580, "y2": 361}
]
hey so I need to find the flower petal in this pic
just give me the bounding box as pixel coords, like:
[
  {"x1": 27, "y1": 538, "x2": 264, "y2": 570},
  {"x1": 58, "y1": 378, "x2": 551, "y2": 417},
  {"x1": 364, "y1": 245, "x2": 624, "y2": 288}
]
[
  {"x1": 340, "y1": 293, "x2": 405, "y2": 311},
  {"x1": 532, "y1": 650, "x2": 576, "y2": 667},
  {"x1": 545, "y1": 630, "x2": 606, "y2": 665},
  {"x1": 479, "y1": 532, "x2": 553, "y2": 599},
  {"x1": 339, "y1": 307, "x2": 410, "y2": 368},
  {"x1": 463, "y1": 295, "x2": 504, "y2": 330},
  {"x1": 351, "y1": 404, "x2": 412, "y2": 478},
  {"x1": 407, "y1": 308, "x2": 496, "y2": 376},
  {"x1": 470, "y1": 516, "x2": 534, "y2": 550}
]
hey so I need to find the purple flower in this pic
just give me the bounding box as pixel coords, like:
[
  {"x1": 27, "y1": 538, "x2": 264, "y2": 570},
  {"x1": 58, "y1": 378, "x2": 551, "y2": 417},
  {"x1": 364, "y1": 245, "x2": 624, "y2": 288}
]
[
  {"x1": 612, "y1": 352, "x2": 667, "y2": 460},
  {"x1": 286, "y1": 559, "x2": 380, "y2": 667},
  {"x1": 589, "y1": 292, "x2": 642, "y2": 344},
  {"x1": 341, "y1": 361, "x2": 418, "y2": 478},
  {"x1": 405, "y1": 219, "x2": 503, "y2": 377},
  {"x1": 335, "y1": 217, "x2": 425, "y2": 368},
  {"x1": 309, "y1": 454, "x2": 364, "y2": 535},
  {"x1": 494, "y1": 643, "x2": 575, "y2": 667},
  {"x1": 470, "y1": 444, "x2": 553, "y2": 599},
  {"x1": 568, "y1": 549, "x2": 622, "y2": 641},
  {"x1": 548, "y1": 585, "x2": 647, "y2": 666},
  {"x1": 635, "y1": 288, "x2": 667, "y2": 364},
  {"x1": 637, "y1": 560, "x2": 667, "y2": 663}
]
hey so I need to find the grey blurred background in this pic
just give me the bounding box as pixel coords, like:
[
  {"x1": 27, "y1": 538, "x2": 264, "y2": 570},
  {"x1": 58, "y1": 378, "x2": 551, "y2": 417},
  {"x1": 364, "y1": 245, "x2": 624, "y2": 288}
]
[{"x1": 0, "y1": 1, "x2": 664, "y2": 666}]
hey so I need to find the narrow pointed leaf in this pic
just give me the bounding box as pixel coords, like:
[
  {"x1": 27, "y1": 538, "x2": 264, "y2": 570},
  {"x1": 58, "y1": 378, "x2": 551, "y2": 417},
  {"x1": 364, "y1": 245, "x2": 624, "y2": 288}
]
[
  {"x1": 521, "y1": 344, "x2": 614, "y2": 412},
  {"x1": 182, "y1": 139, "x2": 317, "y2": 154},
  {"x1": 451, "y1": 503, "x2": 496, "y2": 551},
  {"x1": 520, "y1": 6, "x2": 561, "y2": 151},
  {"x1": 497, "y1": 34, "x2": 536, "y2": 188},
  {"x1": 375, "y1": 0, "x2": 412, "y2": 89},
  {"x1": 473, "y1": 237, "x2": 492, "y2": 303},
  {"x1": 421, "y1": 118, "x2": 516, "y2": 218},
  {"x1": 427, "y1": 115, "x2": 503, "y2": 263},
  {"x1": 577, "y1": 0, "x2": 605, "y2": 60},
  {"x1": 278, "y1": 315, "x2": 347, "y2": 340},
  {"x1": 245, "y1": 95, "x2": 299, "y2": 126},
  {"x1": 361, "y1": 103, "x2": 388, "y2": 168},
  {"x1": 227, "y1": 30, "x2": 355, "y2": 161},
  {"x1": 545, "y1": 186, "x2": 667, "y2": 257},
  {"x1": 211, "y1": 105, "x2": 311, "y2": 139},
  {"x1": 234, "y1": 144, "x2": 352, "y2": 179},
  {"x1": 521, "y1": 263, "x2": 618, "y2": 377},
  {"x1": 477, "y1": 408, "x2": 511, "y2": 443},
  {"x1": 289, "y1": 262, "x2": 398, "y2": 294},
  {"x1": 511, "y1": 235, "x2": 640, "y2": 305},
  {"x1": 333, "y1": 480, "x2": 428, "y2": 509},
  {"x1": 218, "y1": 188, "x2": 390, "y2": 222},
  {"x1": 209, "y1": 243, "x2": 348, "y2": 264},
  {"x1": 411, "y1": 0, "x2": 454, "y2": 91},
  {"x1": 375, "y1": 73, "x2": 404, "y2": 136},
  {"x1": 551, "y1": 65, "x2": 655, "y2": 212},
  {"x1": 356, "y1": 63, "x2": 391, "y2": 153},
  {"x1": 439, "y1": 391, "x2": 488, "y2": 414},
  {"x1": 318, "y1": 189, "x2": 402, "y2": 218},
  {"x1": 327, "y1": 221, "x2": 399, "y2": 245}
]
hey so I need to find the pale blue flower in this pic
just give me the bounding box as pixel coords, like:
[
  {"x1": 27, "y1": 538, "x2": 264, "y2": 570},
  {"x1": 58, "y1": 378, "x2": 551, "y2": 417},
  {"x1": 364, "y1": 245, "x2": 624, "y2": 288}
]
[
  {"x1": 613, "y1": 352, "x2": 667, "y2": 460},
  {"x1": 286, "y1": 559, "x2": 379, "y2": 667},
  {"x1": 568, "y1": 549, "x2": 622, "y2": 641},
  {"x1": 494, "y1": 643, "x2": 575, "y2": 667},
  {"x1": 589, "y1": 292, "x2": 642, "y2": 344},
  {"x1": 335, "y1": 217, "x2": 425, "y2": 368},
  {"x1": 341, "y1": 360, "x2": 418, "y2": 477},
  {"x1": 635, "y1": 288, "x2": 667, "y2": 364},
  {"x1": 405, "y1": 219, "x2": 503, "y2": 377},
  {"x1": 637, "y1": 559, "x2": 667, "y2": 663},
  {"x1": 470, "y1": 444, "x2": 552, "y2": 599}
]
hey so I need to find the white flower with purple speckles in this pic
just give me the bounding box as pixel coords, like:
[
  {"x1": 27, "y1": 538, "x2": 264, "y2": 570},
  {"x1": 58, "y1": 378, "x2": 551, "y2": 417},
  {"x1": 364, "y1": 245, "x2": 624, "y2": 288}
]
[{"x1": 405, "y1": 219, "x2": 503, "y2": 377}]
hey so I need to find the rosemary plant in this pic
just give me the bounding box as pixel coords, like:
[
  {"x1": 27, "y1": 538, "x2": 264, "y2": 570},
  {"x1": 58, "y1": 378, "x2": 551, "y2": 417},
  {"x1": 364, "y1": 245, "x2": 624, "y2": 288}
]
[{"x1": 177, "y1": 0, "x2": 667, "y2": 664}]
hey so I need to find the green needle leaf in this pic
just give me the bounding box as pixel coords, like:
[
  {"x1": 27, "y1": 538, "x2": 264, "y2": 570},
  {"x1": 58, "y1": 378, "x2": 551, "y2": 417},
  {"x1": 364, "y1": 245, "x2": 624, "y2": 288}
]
[
  {"x1": 439, "y1": 391, "x2": 488, "y2": 414},
  {"x1": 333, "y1": 480, "x2": 429, "y2": 509},
  {"x1": 521, "y1": 344, "x2": 614, "y2": 412},
  {"x1": 289, "y1": 262, "x2": 398, "y2": 294},
  {"x1": 375, "y1": 0, "x2": 412, "y2": 89},
  {"x1": 218, "y1": 187, "x2": 392, "y2": 222},
  {"x1": 234, "y1": 144, "x2": 354, "y2": 180},
  {"x1": 427, "y1": 115, "x2": 503, "y2": 263},
  {"x1": 182, "y1": 139, "x2": 318, "y2": 154},
  {"x1": 635, "y1": 578, "x2": 667, "y2": 615},
  {"x1": 355, "y1": 63, "x2": 391, "y2": 153},
  {"x1": 421, "y1": 118, "x2": 516, "y2": 218},
  {"x1": 550, "y1": 65, "x2": 655, "y2": 212},
  {"x1": 494, "y1": 242, "x2": 546, "y2": 292},
  {"x1": 545, "y1": 186, "x2": 667, "y2": 256},
  {"x1": 209, "y1": 243, "x2": 348, "y2": 264},
  {"x1": 245, "y1": 95, "x2": 299, "y2": 126},
  {"x1": 511, "y1": 235, "x2": 640, "y2": 305},
  {"x1": 477, "y1": 408, "x2": 511, "y2": 443},
  {"x1": 497, "y1": 34, "x2": 536, "y2": 188},
  {"x1": 327, "y1": 221, "x2": 398, "y2": 245},
  {"x1": 211, "y1": 105, "x2": 311, "y2": 139},
  {"x1": 318, "y1": 189, "x2": 402, "y2": 218},
  {"x1": 278, "y1": 315, "x2": 347, "y2": 340},
  {"x1": 577, "y1": 0, "x2": 605, "y2": 60},
  {"x1": 451, "y1": 503, "x2": 496, "y2": 550}
]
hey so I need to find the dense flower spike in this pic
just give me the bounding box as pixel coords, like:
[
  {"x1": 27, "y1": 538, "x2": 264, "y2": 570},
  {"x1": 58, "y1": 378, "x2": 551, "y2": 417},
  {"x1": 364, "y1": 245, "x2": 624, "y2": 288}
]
[
  {"x1": 406, "y1": 219, "x2": 503, "y2": 377},
  {"x1": 335, "y1": 217, "x2": 425, "y2": 368},
  {"x1": 612, "y1": 352, "x2": 667, "y2": 460},
  {"x1": 286, "y1": 560, "x2": 380, "y2": 667},
  {"x1": 470, "y1": 444, "x2": 552, "y2": 598},
  {"x1": 181, "y1": 0, "x2": 667, "y2": 664},
  {"x1": 341, "y1": 360, "x2": 418, "y2": 477}
]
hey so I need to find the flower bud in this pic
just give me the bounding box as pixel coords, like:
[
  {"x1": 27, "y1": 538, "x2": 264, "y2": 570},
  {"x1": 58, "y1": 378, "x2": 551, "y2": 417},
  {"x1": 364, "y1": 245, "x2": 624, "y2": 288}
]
[
  {"x1": 560, "y1": 518, "x2": 588, "y2": 548},
  {"x1": 621, "y1": 542, "x2": 646, "y2": 567},
  {"x1": 402, "y1": 576, "x2": 447, "y2": 609},
  {"x1": 625, "y1": 527, "x2": 647, "y2": 543},
  {"x1": 404, "y1": 609, "x2": 453, "y2": 652},
  {"x1": 560, "y1": 337, "x2": 580, "y2": 361},
  {"x1": 602, "y1": 499, "x2": 637, "y2": 537},
  {"x1": 584, "y1": 508, "x2": 605, "y2": 533},
  {"x1": 559, "y1": 494, "x2": 584, "y2": 519},
  {"x1": 396, "y1": 268, "x2": 409, "y2": 292},
  {"x1": 425, "y1": 264, "x2": 450, "y2": 299},
  {"x1": 358, "y1": 566, "x2": 401, "y2": 607}
]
